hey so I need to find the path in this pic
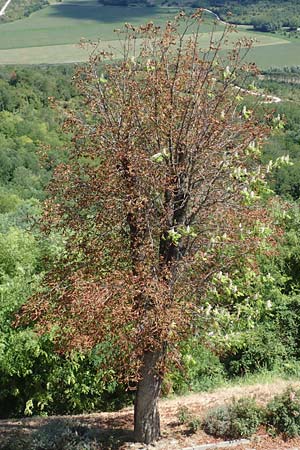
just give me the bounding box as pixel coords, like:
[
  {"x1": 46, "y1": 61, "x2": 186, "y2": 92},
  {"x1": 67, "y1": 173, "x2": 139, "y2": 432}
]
[
  {"x1": 0, "y1": 0, "x2": 12, "y2": 16},
  {"x1": 236, "y1": 86, "x2": 282, "y2": 104},
  {"x1": 202, "y1": 10, "x2": 283, "y2": 104},
  {"x1": 202, "y1": 8, "x2": 229, "y2": 26}
]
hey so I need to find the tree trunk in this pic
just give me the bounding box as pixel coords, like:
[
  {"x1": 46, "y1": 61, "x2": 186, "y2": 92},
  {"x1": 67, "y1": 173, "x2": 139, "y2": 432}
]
[{"x1": 134, "y1": 351, "x2": 163, "y2": 444}]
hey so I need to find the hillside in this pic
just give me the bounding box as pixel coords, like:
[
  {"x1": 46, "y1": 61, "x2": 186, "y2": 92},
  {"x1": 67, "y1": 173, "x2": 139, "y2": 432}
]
[{"x1": 2, "y1": 379, "x2": 300, "y2": 449}]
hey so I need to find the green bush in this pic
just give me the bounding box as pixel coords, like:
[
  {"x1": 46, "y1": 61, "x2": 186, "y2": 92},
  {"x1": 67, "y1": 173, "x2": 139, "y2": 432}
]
[
  {"x1": 0, "y1": 226, "x2": 130, "y2": 419},
  {"x1": 165, "y1": 340, "x2": 225, "y2": 394},
  {"x1": 188, "y1": 417, "x2": 201, "y2": 434},
  {"x1": 176, "y1": 406, "x2": 201, "y2": 434},
  {"x1": 220, "y1": 327, "x2": 288, "y2": 377},
  {"x1": 202, "y1": 397, "x2": 264, "y2": 439},
  {"x1": 177, "y1": 405, "x2": 191, "y2": 425},
  {"x1": 0, "y1": 335, "x2": 131, "y2": 418},
  {"x1": 266, "y1": 387, "x2": 300, "y2": 437}
]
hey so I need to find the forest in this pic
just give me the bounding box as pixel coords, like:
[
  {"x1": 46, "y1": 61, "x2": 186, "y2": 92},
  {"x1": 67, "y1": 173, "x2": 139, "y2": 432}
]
[{"x1": 190, "y1": 0, "x2": 300, "y2": 30}]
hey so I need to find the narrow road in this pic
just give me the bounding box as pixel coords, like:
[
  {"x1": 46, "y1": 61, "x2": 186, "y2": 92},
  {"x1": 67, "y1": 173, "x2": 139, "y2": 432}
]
[
  {"x1": 236, "y1": 86, "x2": 282, "y2": 103},
  {"x1": 0, "y1": 0, "x2": 12, "y2": 16},
  {"x1": 202, "y1": 8, "x2": 229, "y2": 26},
  {"x1": 203, "y1": 9, "x2": 282, "y2": 103}
]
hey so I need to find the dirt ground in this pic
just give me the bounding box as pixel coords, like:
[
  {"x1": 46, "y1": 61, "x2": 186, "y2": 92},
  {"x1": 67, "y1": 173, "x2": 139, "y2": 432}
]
[{"x1": 2, "y1": 378, "x2": 300, "y2": 450}]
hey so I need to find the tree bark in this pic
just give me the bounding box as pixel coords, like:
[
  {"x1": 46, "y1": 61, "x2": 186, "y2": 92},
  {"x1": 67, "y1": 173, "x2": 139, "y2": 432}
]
[{"x1": 134, "y1": 351, "x2": 163, "y2": 444}]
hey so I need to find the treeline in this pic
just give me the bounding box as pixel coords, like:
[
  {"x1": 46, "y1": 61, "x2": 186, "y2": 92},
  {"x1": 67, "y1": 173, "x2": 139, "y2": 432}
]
[
  {"x1": 262, "y1": 66, "x2": 300, "y2": 84},
  {"x1": 0, "y1": 0, "x2": 48, "y2": 22},
  {"x1": 165, "y1": 0, "x2": 300, "y2": 32},
  {"x1": 2, "y1": 65, "x2": 300, "y2": 419},
  {"x1": 196, "y1": 0, "x2": 300, "y2": 30}
]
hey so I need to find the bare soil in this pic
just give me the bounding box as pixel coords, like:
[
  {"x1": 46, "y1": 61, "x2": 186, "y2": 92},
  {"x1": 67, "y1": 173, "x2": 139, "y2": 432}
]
[{"x1": 2, "y1": 378, "x2": 300, "y2": 450}]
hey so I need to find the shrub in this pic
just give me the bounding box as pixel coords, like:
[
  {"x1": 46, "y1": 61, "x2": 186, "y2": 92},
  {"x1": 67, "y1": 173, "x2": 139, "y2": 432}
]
[
  {"x1": 30, "y1": 420, "x2": 100, "y2": 450},
  {"x1": 165, "y1": 341, "x2": 225, "y2": 395},
  {"x1": 176, "y1": 406, "x2": 201, "y2": 434},
  {"x1": 202, "y1": 397, "x2": 264, "y2": 439},
  {"x1": 220, "y1": 327, "x2": 287, "y2": 377},
  {"x1": 266, "y1": 387, "x2": 300, "y2": 437},
  {"x1": 177, "y1": 405, "x2": 191, "y2": 425},
  {"x1": 188, "y1": 417, "x2": 201, "y2": 434}
]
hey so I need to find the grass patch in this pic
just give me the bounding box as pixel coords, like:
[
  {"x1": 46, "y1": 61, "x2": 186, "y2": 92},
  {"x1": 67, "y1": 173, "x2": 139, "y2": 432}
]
[
  {"x1": 245, "y1": 40, "x2": 300, "y2": 69},
  {"x1": 0, "y1": 3, "x2": 187, "y2": 50},
  {"x1": 0, "y1": 43, "x2": 92, "y2": 65},
  {"x1": 223, "y1": 362, "x2": 300, "y2": 390}
]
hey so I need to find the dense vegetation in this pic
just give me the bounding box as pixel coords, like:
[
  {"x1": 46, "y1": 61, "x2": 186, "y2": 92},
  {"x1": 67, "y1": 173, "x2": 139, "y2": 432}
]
[
  {"x1": 101, "y1": 0, "x2": 300, "y2": 34},
  {"x1": 193, "y1": 1, "x2": 300, "y2": 30},
  {"x1": 0, "y1": 0, "x2": 48, "y2": 22},
  {"x1": 0, "y1": 66, "x2": 131, "y2": 418},
  {"x1": 1, "y1": 56, "x2": 300, "y2": 423}
]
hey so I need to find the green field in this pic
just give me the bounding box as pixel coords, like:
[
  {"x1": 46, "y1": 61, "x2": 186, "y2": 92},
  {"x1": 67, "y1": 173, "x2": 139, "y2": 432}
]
[
  {"x1": 245, "y1": 40, "x2": 300, "y2": 69},
  {"x1": 0, "y1": 3, "x2": 185, "y2": 49},
  {"x1": 0, "y1": 2, "x2": 296, "y2": 66}
]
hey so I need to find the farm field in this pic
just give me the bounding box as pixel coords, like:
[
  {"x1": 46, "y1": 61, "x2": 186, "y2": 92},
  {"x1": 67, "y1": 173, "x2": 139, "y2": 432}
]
[
  {"x1": 0, "y1": 1, "x2": 297, "y2": 67},
  {"x1": 244, "y1": 40, "x2": 300, "y2": 69},
  {"x1": 0, "y1": 3, "x2": 187, "y2": 50},
  {"x1": 0, "y1": 32, "x2": 291, "y2": 65}
]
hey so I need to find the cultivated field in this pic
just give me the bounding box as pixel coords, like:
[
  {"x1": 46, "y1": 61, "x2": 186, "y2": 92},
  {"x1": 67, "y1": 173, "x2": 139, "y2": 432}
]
[
  {"x1": 0, "y1": 3, "x2": 185, "y2": 50},
  {"x1": 0, "y1": 1, "x2": 296, "y2": 66},
  {"x1": 244, "y1": 39, "x2": 300, "y2": 69}
]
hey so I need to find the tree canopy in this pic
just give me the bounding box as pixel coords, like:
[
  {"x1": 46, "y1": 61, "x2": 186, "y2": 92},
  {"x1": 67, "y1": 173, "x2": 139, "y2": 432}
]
[{"x1": 19, "y1": 12, "x2": 277, "y2": 443}]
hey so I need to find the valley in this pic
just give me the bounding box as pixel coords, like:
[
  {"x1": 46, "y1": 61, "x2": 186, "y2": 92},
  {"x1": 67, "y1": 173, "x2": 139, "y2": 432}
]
[{"x1": 0, "y1": 1, "x2": 296, "y2": 66}]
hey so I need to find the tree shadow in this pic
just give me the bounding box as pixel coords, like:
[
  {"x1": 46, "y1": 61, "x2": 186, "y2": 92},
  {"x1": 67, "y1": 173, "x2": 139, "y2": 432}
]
[
  {"x1": 0, "y1": 413, "x2": 135, "y2": 450},
  {"x1": 47, "y1": 2, "x2": 172, "y2": 23}
]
